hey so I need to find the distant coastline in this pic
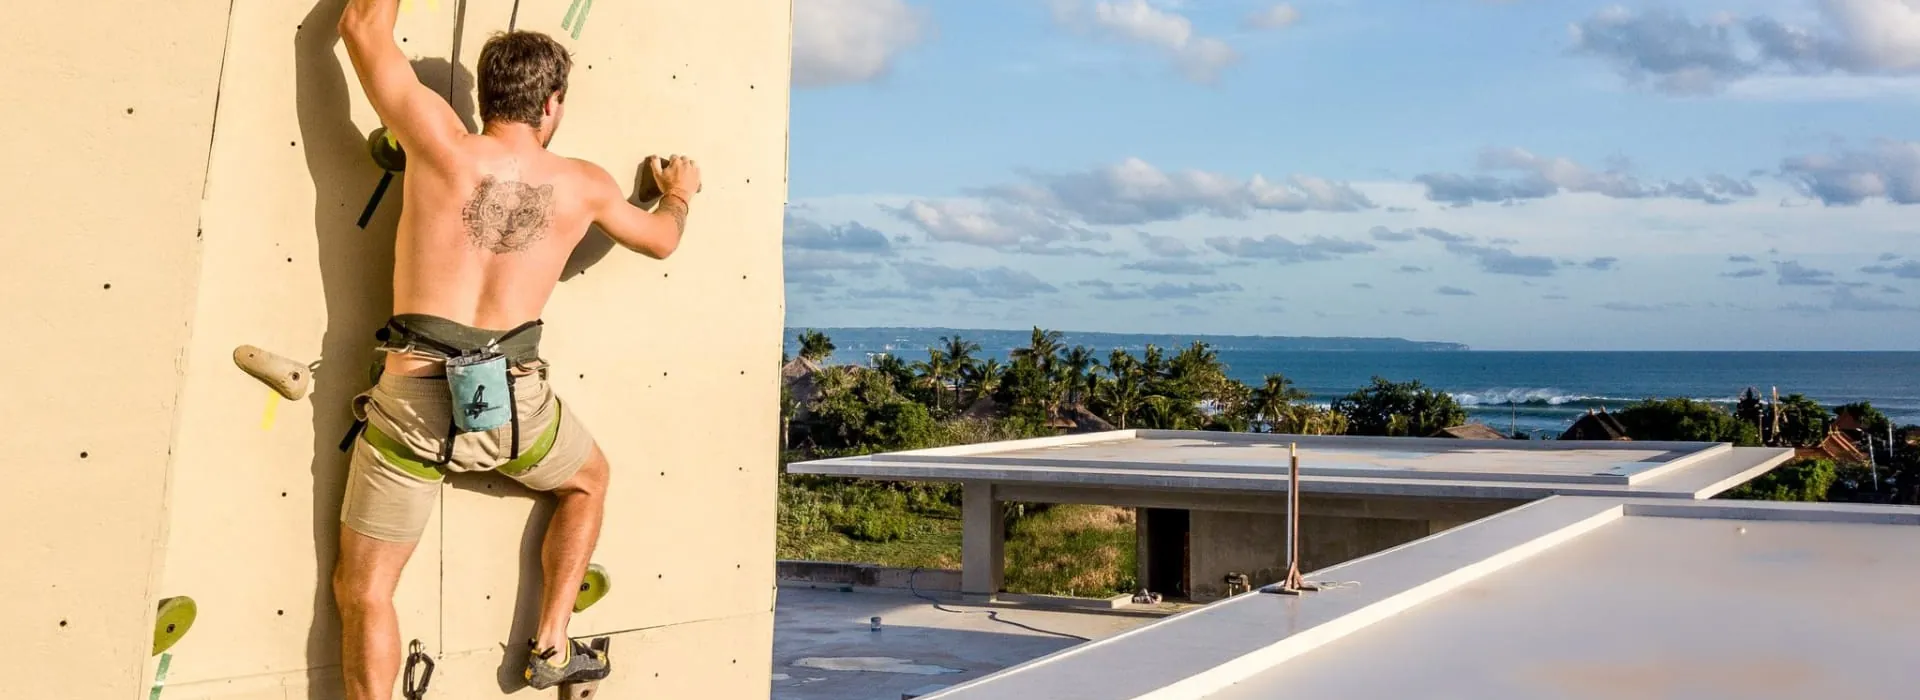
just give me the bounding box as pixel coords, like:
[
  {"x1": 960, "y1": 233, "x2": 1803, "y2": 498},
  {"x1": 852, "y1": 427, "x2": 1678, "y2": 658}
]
[{"x1": 789, "y1": 326, "x2": 1470, "y2": 355}]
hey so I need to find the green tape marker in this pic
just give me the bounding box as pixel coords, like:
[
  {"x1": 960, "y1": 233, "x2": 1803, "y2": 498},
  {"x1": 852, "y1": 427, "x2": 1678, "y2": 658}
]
[
  {"x1": 149, "y1": 652, "x2": 171, "y2": 700},
  {"x1": 562, "y1": 0, "x2": 592, "y2": 39}
]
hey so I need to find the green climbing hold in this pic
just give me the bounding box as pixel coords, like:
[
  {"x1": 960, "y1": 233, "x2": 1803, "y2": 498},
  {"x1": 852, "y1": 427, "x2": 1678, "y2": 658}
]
[
  {"x1": 574, "y1": 563, "x2": 610, "y2": 613},
  {"x1": 368, "y1": 126, "x2": 407, "y2": 172},
  {"x1": 153, "y1": 596, "x2": 197, "y2": 656}
]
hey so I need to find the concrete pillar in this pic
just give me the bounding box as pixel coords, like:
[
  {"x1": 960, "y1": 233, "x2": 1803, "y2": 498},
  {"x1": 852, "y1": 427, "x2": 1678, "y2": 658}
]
[
  {"x1": 1134, "y1": 507, "x2": 1151, "y2": 595},
  {"x1": 962, "y1": 481, "x2": 1005, "y2": 596}
]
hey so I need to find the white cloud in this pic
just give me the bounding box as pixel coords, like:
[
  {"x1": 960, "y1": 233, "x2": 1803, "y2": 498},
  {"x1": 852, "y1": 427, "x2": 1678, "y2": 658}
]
[
  {"x1": 1244, "y1": 3, "x2": 1301, "y2": 31},
  {"x1": 1054, "y1": 0, "x2": 1240, "y2": 82},
  {"x1": 1416, "y1": 147, "x2": 1756, "y2": 206},
  {"x1": 793, "y1": 0, "x2": 930, "y2": 87},
  {"x1": 1779, "y1": 138, "x2": 1920, "y2": 205},
  {"x1": 1571, "y1": 1, "x2": 1920, "y2": 96},
  {"x1": 980, "y1": 157, "x2": 1374, "y2": 225},
  {"x1": 883, "y1": 199, "x2": 1114, "y2": 255}
]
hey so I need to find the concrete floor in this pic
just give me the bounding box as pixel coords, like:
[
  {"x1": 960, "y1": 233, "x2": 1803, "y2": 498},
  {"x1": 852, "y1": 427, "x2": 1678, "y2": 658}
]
[{"x1": 772, "y1": 586, "x2": 1157, "y2": 700}]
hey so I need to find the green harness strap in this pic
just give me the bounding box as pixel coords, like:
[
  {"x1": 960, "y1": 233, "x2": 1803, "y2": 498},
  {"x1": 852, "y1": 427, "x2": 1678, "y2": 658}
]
[{"x1": 361, "y1": 400, "x2": 565, "y2": 481}]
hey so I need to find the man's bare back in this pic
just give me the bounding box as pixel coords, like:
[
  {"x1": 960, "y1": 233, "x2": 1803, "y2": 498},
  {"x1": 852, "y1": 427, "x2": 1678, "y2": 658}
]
[{"x1": 336, "y1": 0, "x2": 700, "y2": 377}]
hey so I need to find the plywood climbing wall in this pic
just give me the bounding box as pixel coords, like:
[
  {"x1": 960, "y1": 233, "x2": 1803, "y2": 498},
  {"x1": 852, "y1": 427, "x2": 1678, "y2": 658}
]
[
  {"x1": 0, "y1": 1, "x2": 235, "y2": 699},
  {"x1": 0, "y1": 1, "x2": 790, "y2": 699}
]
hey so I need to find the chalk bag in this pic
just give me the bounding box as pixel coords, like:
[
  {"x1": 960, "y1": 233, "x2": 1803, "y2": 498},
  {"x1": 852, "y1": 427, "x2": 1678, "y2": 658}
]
[{"x1": 446, "y1": 349, "x2": 513, "y2": 433}]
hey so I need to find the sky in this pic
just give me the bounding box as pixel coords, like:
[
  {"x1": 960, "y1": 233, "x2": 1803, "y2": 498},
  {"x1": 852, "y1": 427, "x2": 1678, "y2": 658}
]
[{"x1": 781, "y1": 0, "x2": 1920, "y2": 351}]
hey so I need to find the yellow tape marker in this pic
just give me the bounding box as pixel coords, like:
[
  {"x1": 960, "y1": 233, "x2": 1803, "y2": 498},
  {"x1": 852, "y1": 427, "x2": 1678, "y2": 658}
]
[
  {"x1": 401, "y1": 0, "x2": 414, "y2": 13},
  {"x1": 426, "y1": 0, "x2": 440, "y2": 11},
  {"x1": 262, "y1": 390, "x2": 280, "y2": 431}
]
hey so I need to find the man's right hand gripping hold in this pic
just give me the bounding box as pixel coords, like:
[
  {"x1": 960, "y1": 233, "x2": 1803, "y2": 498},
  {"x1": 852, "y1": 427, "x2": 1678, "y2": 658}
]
[{"x1": 331, "y1": 1, "x2": 702, "y2": 697}]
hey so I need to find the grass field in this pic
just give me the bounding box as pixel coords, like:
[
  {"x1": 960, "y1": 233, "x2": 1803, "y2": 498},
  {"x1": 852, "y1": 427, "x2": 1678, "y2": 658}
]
[{"x1": 777, "y1": 475, "x2": 1138, "y2": 597}]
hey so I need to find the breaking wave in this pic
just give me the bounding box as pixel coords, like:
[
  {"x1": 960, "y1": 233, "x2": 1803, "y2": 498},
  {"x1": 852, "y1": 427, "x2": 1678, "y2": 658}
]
[{"x1": 1449, "y1": 389, "x2": 1741, "y2": 408}]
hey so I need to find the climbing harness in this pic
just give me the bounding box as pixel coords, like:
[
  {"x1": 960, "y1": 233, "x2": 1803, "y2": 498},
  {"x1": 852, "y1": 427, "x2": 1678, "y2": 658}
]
[
  {"x1": 339, "y1": 317, "x2": 544, "y2": 465},
  {"x1": 403, "y1": 639, "x2": 434, "y2": 700}
]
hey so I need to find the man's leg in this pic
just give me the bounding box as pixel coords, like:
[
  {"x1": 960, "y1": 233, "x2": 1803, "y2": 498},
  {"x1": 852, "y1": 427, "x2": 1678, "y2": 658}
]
[
  {"x1": 334, "y1": 527, "x2": 419, "y2": 700},
  {"x1": 533, "y1": 443, "x2": 609, "y2": 655}
]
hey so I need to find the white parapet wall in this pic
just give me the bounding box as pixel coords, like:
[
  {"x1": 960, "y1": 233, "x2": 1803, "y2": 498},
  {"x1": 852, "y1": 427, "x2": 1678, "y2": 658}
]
[{"x1": 0, "y1": 1, "x2": 791, "y2": 698}]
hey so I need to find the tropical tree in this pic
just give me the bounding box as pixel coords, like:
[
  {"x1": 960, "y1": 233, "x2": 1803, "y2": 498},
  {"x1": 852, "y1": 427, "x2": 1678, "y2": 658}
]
[
  {"x1": 1775, "y1": 393, "x2": 1831, "y2": 448},
  {"x1": 1614, "y1": 398, "x2": 1761, "y2": 446},
  {"x1": 867, "y1": 353, "x2": 913, "y2": 393},
  {"x1": 1011, "y1": 327, "x2": 1064, "y2": 374},
  {"x1": 1332, "y1": 377, "x2": 1468, "y2": 437},
  {"x1": 796, "y1": 330, "x2": 836, "y2": 362},
  {"x1": 940, "y1": 335, "x2": 982, "y2": 407},
  {"x1": 966, "y1": 359, "x2": 1007, "y2": 403},
  {"x1": 910, "y1": 348, "x2": 954, "y2": 413},
  {"x1": 1062, "y1": 345, "x2": 1097, "y2": 406},
  {"x1": 1251, "y1": 373, "x2": 1310, "y2": 433}
]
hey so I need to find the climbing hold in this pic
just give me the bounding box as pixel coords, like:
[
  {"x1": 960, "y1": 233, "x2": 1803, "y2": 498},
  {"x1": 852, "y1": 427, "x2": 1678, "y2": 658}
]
[
  {"x1": 233, "y1": 345, "x2": 313, "y2": 401},
  {"x1": 153, "y1": 596, "x2": 197, "y2": 655},
  {"x1": 574, "y1": 563, "x2": 611, "y2": 613},
  {"x1": 368, "y1": 127, "x2": 407, "y2": 173}
]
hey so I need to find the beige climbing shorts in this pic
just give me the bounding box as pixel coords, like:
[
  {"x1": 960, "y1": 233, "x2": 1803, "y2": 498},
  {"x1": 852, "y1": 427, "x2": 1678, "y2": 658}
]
[{"x1": 341, "y1": 371, "x2": 595, "y2": 543}]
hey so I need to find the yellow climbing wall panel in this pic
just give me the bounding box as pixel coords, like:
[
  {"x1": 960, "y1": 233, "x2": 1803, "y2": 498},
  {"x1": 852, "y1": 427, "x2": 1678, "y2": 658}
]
[
  {"x1": 1, "y1": 0, "x2": 788, "y2": 698},
  {"x1": 0, "y1": 1, "x2": 233, "y2": 699}
]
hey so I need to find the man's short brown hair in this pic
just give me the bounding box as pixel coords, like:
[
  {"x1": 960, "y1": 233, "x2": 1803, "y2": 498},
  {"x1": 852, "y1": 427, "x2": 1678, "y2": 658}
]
[{"x1": 477, "y1": 31, "x2": 571, "y2": 127}]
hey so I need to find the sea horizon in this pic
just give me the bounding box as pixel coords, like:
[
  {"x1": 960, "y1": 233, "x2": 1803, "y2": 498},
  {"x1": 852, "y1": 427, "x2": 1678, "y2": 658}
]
[{"x1": 786, "y1": 328, "x2": 1920, "y2": 438}]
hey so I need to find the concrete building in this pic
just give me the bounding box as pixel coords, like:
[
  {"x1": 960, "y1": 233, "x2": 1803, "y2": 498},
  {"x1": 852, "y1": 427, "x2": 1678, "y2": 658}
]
[
  {"x1": 787, "y1": 430, "x2": 1792, "y2": 602},
  {"x1": 915, "y1": 496, "x2": 1920, "y2": 699}
]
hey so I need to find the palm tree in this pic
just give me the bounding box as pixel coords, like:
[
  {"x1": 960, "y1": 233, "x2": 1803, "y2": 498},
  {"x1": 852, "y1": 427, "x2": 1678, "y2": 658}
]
[
  {"x1": 1252, "y1": 373, "x2": 1310, "y2": 433},
  {"x1": 867, "y1": 353, "x2": 912, "y2": 392},
  {"x1": 1012, "y1": 326, "x2": 1064, "y2": 374},
  {"x1": 941, "y1": 335, "x2": 982, "y2": 407},
  {"x1": 910, "y1": 348, "x2": 953, "y2": 412},
  {"x1": 1062, "y1": 345, "x2": 1096, "y2": 406},
  {"x1": 1097, "y1": 363, "x2": 1147, "y2": 429},
  {"x1": 797, "y1": 330, "x2": 836, "y2": 362},
  {"x1": 965, "y1": 358, "x2": 1006, "y2": 403}
]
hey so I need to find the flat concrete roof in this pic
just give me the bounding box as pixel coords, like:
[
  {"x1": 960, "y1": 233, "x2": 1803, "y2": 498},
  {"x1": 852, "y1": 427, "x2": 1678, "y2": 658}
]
[
  {"x1": 772, "y1": 586, "x2": 1155, "y2": 700},
  {"x1": 789, "y1": 430, "x2": 1793, "y2": 500},
  {"x1": 920, "y1": 497, "x2": 1920, "y2": 700}
]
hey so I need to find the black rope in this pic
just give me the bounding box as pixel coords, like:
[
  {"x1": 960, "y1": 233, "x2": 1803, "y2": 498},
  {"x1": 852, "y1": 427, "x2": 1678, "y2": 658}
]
[
  {"x1": 509, "y1": 0, "x2": 522, "y2": 31},
  {"x1": 907, "y1": 568, "x2": 1089, "y2": 642}
]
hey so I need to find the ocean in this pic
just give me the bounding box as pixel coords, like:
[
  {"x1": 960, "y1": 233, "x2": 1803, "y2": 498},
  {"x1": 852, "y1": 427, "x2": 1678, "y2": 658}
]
[{"x1": 804, "y1": 346, "x2": 1920, "y2": 438}]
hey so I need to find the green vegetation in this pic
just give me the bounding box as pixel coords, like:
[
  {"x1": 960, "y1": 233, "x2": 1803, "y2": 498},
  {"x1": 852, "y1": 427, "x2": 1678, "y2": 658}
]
[
  {"x1": 1618, "y1": 398, "x2": 1762, "y2": 446},
  {"x1": 778, "y1": 329, "x2": 1920, "y2": 598},
  {"x1": 1725, "y1": 457, "x2": 1837, "y2": 502}
]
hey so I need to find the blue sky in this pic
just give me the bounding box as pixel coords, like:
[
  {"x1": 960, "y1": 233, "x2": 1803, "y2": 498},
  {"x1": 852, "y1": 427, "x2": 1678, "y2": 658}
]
[{"x1": 782, "y1": 0, "x2": 1920, "y2": 351}]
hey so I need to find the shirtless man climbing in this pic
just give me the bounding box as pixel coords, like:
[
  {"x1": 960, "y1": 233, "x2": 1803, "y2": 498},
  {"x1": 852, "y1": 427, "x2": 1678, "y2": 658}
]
[{"x1": 331, "y1": 1, "x2": 700, "y2": 696}]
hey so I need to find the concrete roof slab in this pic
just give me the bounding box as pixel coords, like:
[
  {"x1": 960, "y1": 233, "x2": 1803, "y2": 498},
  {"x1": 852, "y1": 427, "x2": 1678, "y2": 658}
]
[
  {"x1": 919, "y1": 497, "x2": 1920, "y2": 700},
  {"x1": 790, "y1": 431, "x2": 1792, "y2": 500}
]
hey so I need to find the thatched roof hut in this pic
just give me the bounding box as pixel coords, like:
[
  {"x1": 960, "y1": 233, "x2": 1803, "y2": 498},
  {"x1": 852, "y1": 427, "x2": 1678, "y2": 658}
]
[
  {"x1": 1429, "y1": 423, "x2": 1507, "y2": 440},
  {"x1": 1050, "y1": 403, "x2": 1117, "y2": 434},
  {"x1": 1561, "y1": 409, "x2": 1630, "y2": 441},
  {"x1": 781, "y1": 356, "x2": 824, "y2": 415}
]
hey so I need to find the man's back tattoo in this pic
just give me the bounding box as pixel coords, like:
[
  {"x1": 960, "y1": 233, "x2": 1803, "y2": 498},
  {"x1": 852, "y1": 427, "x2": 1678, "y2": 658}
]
[{"x1": 461, "y1": 175, "x2": 554, "y2": 253}]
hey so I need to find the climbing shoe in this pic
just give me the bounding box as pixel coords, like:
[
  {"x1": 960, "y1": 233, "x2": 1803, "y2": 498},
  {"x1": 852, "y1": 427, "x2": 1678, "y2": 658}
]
[{"x1": 524, "y1": 638, "x2": 610, "y2": 690}]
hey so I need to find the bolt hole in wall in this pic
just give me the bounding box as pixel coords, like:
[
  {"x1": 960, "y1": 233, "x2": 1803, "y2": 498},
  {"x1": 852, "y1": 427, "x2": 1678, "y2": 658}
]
[
  {"x1": 80, "y1": 452, "x2": 89, "y2": 459},
  {"x1": 103, "y1": 283, "x2": 111, "y2": 289}
]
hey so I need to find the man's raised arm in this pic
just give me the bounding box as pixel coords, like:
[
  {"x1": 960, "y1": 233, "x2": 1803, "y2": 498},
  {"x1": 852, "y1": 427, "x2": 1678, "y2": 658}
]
[
  {"x1": 588, "y1": 155, "x2": 702, "y2": 260},
  {"x1": 338, "y1": 0, "x2": 464, "y2": 158}
]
